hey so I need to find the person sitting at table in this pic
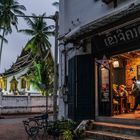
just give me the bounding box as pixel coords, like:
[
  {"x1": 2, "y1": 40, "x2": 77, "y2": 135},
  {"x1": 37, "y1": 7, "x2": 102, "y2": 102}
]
[
  {"x1": 112, "y1": 84, "x2": 119, "y2": 114},
  {"x1": 119, "y1": 85, "x2": 128, "y2": 97},
  {"x1": 113, "y1": 84, "x2": 119, "y2": 97},
  {"x1": 118, "y1": 85, "x2": 130, "y2": 113}
]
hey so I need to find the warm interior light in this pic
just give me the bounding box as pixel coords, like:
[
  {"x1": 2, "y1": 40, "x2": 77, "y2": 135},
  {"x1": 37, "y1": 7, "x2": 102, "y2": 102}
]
[
  {"x1": 101, "y1": 67, "x2": 106, "y2": 71},
  {"x1": 113, "y1": 60, "x2": 119, "y2": 68}
]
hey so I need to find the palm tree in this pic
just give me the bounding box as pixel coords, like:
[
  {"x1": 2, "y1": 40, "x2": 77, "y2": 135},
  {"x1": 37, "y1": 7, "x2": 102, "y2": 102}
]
[
  {"x1": 52, "y1": 1, "x2": 59, "y2": 11},
  {"x1": 19, "y1": 13, "x2": 54, "y2": 60},
  {"x1": 52, "y1": 2, "x2": 59, "y2": 7},
  {"x1": 0, "y1": 34, "x2": 8, "y2": 44},
  {"x1": 0, "y1": 0, "x2": 26, "y2": 64},
  {"x1": 19, "y1": 14, "x2": 54, "y2": 113}
]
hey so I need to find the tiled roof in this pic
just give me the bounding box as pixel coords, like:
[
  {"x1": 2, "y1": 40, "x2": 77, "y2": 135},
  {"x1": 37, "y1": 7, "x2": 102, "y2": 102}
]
[{"x1": 3, "y1": 49, "x2": 33, "y2": 76}]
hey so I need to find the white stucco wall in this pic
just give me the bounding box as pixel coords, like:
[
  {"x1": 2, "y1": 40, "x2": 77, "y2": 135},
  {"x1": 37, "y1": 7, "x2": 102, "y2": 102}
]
[
  {"x1": 0, "y1": 95, "x2": 53, "y2": 114},
  {"x1": 59, "y1": 0, "x2": 135, "y2": 36}
]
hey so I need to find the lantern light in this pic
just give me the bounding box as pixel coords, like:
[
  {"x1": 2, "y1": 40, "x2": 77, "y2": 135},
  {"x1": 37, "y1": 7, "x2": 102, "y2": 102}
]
[{"x1": 113, "y1": 60, "x2": 119, "y2": 68}]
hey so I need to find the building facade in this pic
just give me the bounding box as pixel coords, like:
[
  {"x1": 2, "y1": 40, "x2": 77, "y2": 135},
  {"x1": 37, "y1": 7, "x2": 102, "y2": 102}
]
[
  {"x1": 0, "y1": 49, "x2": 33, "y2": 95},
  {"x1": 58, "y1": 0, "x2": 140, "y2": 120},
  {"x1": 0, "y1": 48, "x2": 53, "y2": 96}
]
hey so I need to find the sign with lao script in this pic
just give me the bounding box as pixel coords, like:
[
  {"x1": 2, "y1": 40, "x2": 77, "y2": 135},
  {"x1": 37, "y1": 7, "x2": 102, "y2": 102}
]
[{"x1": 93, "y1": 20, "x2": 140, "y2": 51}]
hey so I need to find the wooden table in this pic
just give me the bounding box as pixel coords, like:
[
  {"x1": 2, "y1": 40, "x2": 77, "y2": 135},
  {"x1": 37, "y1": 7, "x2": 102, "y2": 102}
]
[{"x1": 115, "y1": 96, "x2": 127, "y2": 114}]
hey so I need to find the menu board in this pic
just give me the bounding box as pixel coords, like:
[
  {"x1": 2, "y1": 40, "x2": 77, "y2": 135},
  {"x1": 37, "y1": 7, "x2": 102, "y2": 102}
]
[{"x1": 101, "y1": 68, "x2": 110, "y2": 102}]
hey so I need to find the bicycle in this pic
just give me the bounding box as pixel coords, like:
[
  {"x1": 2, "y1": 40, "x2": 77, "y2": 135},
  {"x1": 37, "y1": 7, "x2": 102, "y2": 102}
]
[{"x1": 23, "y1": 113, "x2": 48, "y2": 140}]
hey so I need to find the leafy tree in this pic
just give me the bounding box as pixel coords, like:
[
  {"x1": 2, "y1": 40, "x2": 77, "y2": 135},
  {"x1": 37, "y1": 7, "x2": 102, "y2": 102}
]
[
  {"x1": 19, "y1": 13, "x2": 54, "y2": 60},
  {"x1": 29, "y1": 60, "x2": 48, "y2": 96},
  {"x1": 26, "y1": 56, "x2": 54, "y2": 113},
  {"x1": 28, "y1": 56, "x2": 54, "y2": 96},
  {"x1": 0, "y1": 0, "x2": 26, "y2": 64}
]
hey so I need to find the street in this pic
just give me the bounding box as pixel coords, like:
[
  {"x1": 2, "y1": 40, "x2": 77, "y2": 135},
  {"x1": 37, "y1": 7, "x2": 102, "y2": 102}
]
[
  {"x1": 0, "y1": 114, "x2": 51, "y2": 140},
  {"x1": 0, "y1": 116, "x2": 28, "y2": 140}
]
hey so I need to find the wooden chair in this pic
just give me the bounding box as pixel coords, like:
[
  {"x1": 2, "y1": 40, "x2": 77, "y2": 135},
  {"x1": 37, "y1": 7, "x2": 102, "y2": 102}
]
[{"x1": 113, "y1": 99, "x2": 119, "y2": 115}]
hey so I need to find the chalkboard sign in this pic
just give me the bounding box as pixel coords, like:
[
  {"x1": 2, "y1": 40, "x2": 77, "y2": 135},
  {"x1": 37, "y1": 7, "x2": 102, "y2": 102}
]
[{"x1": 100, "y1": 68, "x2": 110, "y2": 102}]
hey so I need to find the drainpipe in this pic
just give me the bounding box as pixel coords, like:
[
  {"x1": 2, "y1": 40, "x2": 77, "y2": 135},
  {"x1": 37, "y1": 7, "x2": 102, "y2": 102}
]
[
  {"x1": 59, "y1": 42, "x2": 68, "y2": 119},
  {"x1": 64, "y1": 44, "x2": 68, "y2": 119}
]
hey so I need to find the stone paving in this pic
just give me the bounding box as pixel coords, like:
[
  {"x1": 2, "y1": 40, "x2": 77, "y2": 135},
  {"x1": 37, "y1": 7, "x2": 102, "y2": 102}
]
[
  {"x1": 0, "y1": 116, "x2": 28, "y2": 140},
  {"x1": 1, "y1": 112, "x2": 140, "y2": 140},
  {"x1": 0, "y1": 114, "x2": 50, "y2": 140}
]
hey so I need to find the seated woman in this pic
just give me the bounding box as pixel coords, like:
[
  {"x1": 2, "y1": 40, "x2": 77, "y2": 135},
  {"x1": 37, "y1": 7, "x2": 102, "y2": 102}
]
[
  {"x1": 112, "y1": 84, "x2": 119, "y2": 104},
  {"x1": 112, "y1": 84, "x2": 119, "y2": 114},
  {"x1": 119, "y1": 85, "x2": 128, "y2": 97},
  {"x1": 113, "y1": 84, "x2": 119, "y2": 97},
  {"x1": 119, "y1": 85, "x2": 130, "y2": 113}
]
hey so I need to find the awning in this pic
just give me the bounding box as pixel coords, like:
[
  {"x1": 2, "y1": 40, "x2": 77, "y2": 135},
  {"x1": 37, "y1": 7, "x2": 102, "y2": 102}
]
[{"x1": 61, "y1": 1, "x2": 140, "y2": 43}]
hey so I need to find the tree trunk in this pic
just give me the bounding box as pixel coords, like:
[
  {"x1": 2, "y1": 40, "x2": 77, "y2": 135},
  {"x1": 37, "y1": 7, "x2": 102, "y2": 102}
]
[
  {"x1": 0, "y1": 28, "x2": 5, "y2": 65},
  {"x1": 46, "y1": 92, "x2": 48, "y2": 113}
]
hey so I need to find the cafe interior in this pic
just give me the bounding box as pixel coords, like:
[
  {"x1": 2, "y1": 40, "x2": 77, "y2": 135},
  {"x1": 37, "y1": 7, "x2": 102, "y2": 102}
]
[{"x1": 111, "y1": 49, "x2": 140, "y2": 116}]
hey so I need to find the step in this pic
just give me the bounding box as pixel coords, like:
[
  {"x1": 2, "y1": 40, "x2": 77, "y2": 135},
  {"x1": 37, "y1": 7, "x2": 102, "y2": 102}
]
[
  {"x1": 85, "y1": 130, "x2": 140, "y2": 140},
  {"x1": 96, "y1": 116, "x2": 140, "y2": 126},
  {"x1": 92, "y1": 122, "x2": 140, "y2": 137}
]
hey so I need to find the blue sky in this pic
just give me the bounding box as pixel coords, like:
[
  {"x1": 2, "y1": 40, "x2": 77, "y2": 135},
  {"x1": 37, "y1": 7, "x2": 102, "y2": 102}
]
[{"x1": 0, "y1": 0, "x2": 58, "y2": 72}]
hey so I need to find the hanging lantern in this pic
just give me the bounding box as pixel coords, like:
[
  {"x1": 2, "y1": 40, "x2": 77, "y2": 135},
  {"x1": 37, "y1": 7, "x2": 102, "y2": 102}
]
[
  {"x1": 96, "y1": 55, "x2": 110, "y2": 70},
  {"x1": 112, "y1": 60, "x2": 119, "y2": 68}
]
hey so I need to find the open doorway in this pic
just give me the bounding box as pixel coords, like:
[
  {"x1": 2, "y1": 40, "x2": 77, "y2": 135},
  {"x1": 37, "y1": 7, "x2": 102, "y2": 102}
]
[{"x1": 111, "y1": 49, "x2": 140, "y2": 118}]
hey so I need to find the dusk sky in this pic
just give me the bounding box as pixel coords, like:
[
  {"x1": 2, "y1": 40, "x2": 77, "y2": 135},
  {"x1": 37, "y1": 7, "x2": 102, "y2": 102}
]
[{"x1": 0, "y1": 0, "x2": 58, "y2": 73}]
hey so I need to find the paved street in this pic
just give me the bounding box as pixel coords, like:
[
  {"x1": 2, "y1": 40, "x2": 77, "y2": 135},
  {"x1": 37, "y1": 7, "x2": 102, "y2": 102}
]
[
  {"x1": 0, "y1": 116, "x2": 28, "y2": 140},
  {"x1": 0, "y1": 114, "x2": 50, "y2": 140}
]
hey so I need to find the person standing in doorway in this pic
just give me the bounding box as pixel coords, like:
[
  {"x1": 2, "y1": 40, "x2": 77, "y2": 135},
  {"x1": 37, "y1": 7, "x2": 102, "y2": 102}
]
[{"x1": 131, "y1": 76, "x2": 140, "y2": 112}]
